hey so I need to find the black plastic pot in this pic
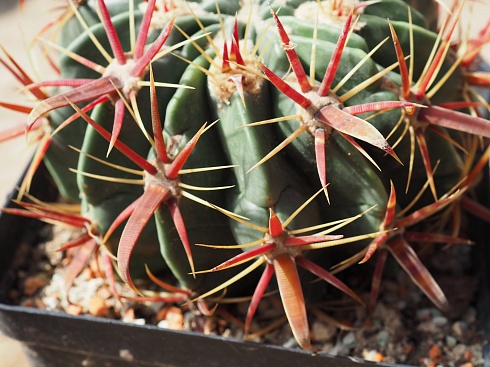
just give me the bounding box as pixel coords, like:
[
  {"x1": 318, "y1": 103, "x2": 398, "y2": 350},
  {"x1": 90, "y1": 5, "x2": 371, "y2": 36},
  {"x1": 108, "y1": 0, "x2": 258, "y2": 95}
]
[{"x1": 1, "y1": 163, "x2": 489, "y2": 367}]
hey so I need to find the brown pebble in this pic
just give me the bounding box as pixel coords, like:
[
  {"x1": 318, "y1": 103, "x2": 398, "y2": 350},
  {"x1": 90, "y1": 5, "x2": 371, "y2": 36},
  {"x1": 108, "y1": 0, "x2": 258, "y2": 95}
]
[
  {"x1": 81, "y1": 267, "x2": 95, "y2": 280},
  {"x1": 167, "y1": 308, "x2": 184, "y2": 330},
  {"x1": 23, "y1": 276, "x2": 46, "y2": 296},
  {"x1": 89, "y1": 258, "x2": 104, "y2": 278},
  {"x1": 87, "y1": 296, "x2": 109, "y2": 316},
  {"x1": 203, "y1": 318, "x2": 216, "y2": 335},
  {"x1": 458, "y1": 363, "x2": 473, "y2": 367},
  {"x1": 157, "y1": 306, "x2": 184, "y2": 330},
  {"x1": 404, "y1": 343, "x2": 414, "y2": 357},
  {"x1": 429, "y1": 344, "x2": 443, "y2": 364},
  {"x1": 21, "y1": 298, "x2": 45, "y2": 309},
  {"x1": 463, "y1": 349, "x2": 474, "y2": 362},
  {"x1": 156, "y1": 307, "x2": 168, "y2": 322},
  {"x1": 66, "y1": 304, "x2": 83, "y2": 316},
  {"x1": 123, "y1": 308, "x2": 135, "y2": 322},
  {"x1": 370, "y1": 352, "x2": 385, "y2": 362},
  {"x1": 20, "y1": 298, "x2": 36, "y2": 308},
  {"x1": 61, "y1": 257, "x2": 71, "y2": 267},
  {"x1": 363, "y1": 350, "x2": 385, "y2": 362},
  {"x1": 34, "y1": 298, "x2": 46, "y2": 309}
]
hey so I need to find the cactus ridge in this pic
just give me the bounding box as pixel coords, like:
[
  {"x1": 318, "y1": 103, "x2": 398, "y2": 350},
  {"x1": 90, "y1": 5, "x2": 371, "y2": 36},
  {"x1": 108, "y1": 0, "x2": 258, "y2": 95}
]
[{"x1": 2, "y1": 0, "x2": 490, "y2": 351}]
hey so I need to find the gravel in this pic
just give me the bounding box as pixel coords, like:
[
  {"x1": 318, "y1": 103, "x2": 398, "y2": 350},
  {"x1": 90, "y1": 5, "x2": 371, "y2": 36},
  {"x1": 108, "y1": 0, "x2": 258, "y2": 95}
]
[{"x1": 3, "y1": 224, "x2": 485, "y2": 367}]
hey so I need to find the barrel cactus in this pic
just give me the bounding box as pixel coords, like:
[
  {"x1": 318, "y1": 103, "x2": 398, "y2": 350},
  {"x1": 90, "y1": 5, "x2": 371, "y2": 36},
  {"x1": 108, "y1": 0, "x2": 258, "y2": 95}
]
[{"x1": 3, "y1": 0, "x2": 490, "y2": 351}]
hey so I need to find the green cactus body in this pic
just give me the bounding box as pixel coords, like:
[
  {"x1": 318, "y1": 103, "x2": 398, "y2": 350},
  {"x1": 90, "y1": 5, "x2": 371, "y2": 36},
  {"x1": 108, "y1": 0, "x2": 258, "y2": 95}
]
[
  {"x1": 361, "y1": 0, "x2": 426, "y2": 26},
  {"x1": 77, "y1": 101, "x2": 166, "y2": 275},
  {"x1": 43, "y1": 107, "x2": 87, "y2": 202},
  {"x1": 208, "y1": 85, "x2": 323, "y2": 236},
  {"x1": 68, "y1": 9, "x2": 187, "y2": 275},
  {"x1": 49, "y1": 0, "x2": 463, "y2": 291},
  {"x1": 402, "y1": 0, "x2": 439, "y2": 31},
  {"x1": 357, "y1": 100, "x2": 465, "y2": 209},
  {"x1": 352, "y1": 13, "x2": 467, "y2": 207},
  {"x1": 58, "y1": 0, "x2": 135, "y2": 48},
  {"x1": 269, "y1": 16, "x2": 370, "y2": 52},
  {"x1": 254, "y1": 18, "x2": 389, "y2": 240},
  {"x1": 357, "y1": 15, "x2": 465, "y2": 101},
  {"x1": 44, "y1": 9, "x2": 147, "y2": 202},
  {"x1": 257, "y1": 2, "x2": 465, "y2": 210},
  {"x1": 155, "y1": 53, "x2": 247, "y2": 292},
  {"x1": 211, "y1": 95, "x2": 348, "y2": 305},
  {"x1": 261, "y1": 0, "x2": 426, "y2": 27}
]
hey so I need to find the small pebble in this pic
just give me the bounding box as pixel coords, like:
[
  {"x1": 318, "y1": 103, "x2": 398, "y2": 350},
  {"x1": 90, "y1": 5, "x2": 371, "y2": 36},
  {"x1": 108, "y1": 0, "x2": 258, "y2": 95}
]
[
  {"x1": 119, "y1": 349, "x2": 134, "y2": 362},
  {"x1": 433, "y1": 316, "x2": 448, "y2": 327},
  {"x1": 23, "y1": 276, "x2": 47, "y2": 296},
  {"x1": 128, "y1": 318, "x2": 146, "y2": 325},
  {"x1": 362, "y1": 349, "x2": 385, "y2": 362},
  {"x1": 428, "y1": 344, "x2": 443, "y2": 364},
  {"x1": 404, "y1": 343, "x2": 414, "y2": 357},
  {"x1": 416, "y1": 308, "x2": 432, "y2": 321},
  {"x1": 342, "y1": 331, "x2": 357, "y2": 349},
  {"x1": 20, "y1": 298, "x2": 37, "y2": 308},
  {"x1": 376, "y1": 330, "x2": 389, "y2": 348},
  {"x1": 430, "y1": 308, "x2": 443, "y2": 318},
  {"x1": 81, "y1": 267, "x2": 95, "y2": 280},
  {"x1": 87, "y1": 295, "x2": 109, "y2": 316},
  {"x1": 311, "y1": 321, "x2": 336, "y2": 343},
  {"x1": 203, "y1": 317, "x2": 216, "y2": 335},
  {"x1": 463, "y1": 349, "x2": 474, "y2": 362},
  {"x1": 156, "y1": 307, "x2": 168, "y2": 322},
  {"x1": 42, "y1": 294, "x2": 59, "y2": 310},
  {"x1": 21, "y1": 297, "x2": 46, "y2": 310},
  {"x1": 66, "y1": 304, "x2": 83, "y2": 316},
  {"x1": 164, "y1": 306, "x2": 184, "y2": 330},
  {"x1": 320, "y1": 343, "x2": 334, "y2": 354},
  {"x1": 445, "y1": 335, "x2": 457, "y2": 347},
  {"x1": 452, "y1": 321, "x2": 465, "y2": 338},
  {"x1": 282, "y1": 337, "x2": 299, "y2": 349},
  {"x1": 122, "y1": 308, "x2": 135, "y2": 322},
  {"x1": 157, "y1": 320, "x2": 170, "y2": 329},
  {"x1": 89, "y1": 258, "x2": 104, "y2": 278}
]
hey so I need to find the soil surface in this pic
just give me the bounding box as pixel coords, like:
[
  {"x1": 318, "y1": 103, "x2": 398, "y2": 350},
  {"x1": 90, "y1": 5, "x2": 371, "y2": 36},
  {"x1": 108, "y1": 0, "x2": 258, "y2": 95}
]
[{"x1": 3, "y1": 223, "x2": 485, "y2": 367}]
